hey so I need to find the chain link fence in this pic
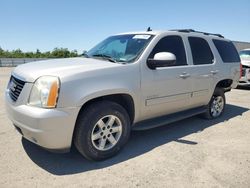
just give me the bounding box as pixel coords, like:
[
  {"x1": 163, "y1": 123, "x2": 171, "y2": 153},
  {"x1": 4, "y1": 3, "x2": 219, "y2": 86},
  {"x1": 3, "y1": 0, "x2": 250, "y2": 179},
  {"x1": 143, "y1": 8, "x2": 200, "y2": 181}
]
[{"x1": 0, "y1": 58, "x2": 48, "y2": 67}]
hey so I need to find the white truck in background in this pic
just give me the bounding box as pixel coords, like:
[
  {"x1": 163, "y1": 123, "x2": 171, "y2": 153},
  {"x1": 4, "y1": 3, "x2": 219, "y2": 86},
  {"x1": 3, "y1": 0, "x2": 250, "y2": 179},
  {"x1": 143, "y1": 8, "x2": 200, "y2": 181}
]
[{"x1": 239, "y1": 49, "x2": 250, "y2": 85}]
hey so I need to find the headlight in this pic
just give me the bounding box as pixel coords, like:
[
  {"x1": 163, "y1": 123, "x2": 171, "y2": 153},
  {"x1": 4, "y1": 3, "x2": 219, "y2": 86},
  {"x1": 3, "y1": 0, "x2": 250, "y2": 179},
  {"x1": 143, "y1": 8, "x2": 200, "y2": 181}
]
[{"x1": 28, "y1": 76, "x2": 60, "y2": 108}]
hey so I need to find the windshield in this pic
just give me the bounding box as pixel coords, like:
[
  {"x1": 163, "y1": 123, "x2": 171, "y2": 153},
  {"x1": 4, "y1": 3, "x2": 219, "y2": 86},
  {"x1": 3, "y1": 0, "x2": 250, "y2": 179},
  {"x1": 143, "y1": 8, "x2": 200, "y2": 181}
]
[
  {"x1": 86, "y1": 34, "x2": 153, "y2": 63},
  {"x1": 239, "y1": 50, "x2": 250, "y2": 58}
]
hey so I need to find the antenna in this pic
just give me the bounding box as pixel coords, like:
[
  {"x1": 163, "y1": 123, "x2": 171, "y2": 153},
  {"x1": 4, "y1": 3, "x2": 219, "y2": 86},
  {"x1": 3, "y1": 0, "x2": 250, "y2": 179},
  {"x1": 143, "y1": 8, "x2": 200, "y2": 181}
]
[{"x1": 147, "y1": 27, "x2": 152, "y2": 32}]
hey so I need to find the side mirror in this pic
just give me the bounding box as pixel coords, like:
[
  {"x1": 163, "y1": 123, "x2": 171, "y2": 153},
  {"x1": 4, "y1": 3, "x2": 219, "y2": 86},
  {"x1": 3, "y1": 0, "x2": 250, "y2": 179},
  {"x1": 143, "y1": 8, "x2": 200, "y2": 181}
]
[{"x1": 147, "y1": 52, "x2": 176, "y2": 69}]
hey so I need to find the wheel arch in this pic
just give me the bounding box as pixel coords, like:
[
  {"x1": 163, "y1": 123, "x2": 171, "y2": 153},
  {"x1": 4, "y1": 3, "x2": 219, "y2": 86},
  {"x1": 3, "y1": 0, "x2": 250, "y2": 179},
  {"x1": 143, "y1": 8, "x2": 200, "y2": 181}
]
[
  {"x1": 77, "y1": 93, "x2": 135, "y2": 125},
  {"x1": 215, "y1": 79, "x2": 233, "y2": 92}
]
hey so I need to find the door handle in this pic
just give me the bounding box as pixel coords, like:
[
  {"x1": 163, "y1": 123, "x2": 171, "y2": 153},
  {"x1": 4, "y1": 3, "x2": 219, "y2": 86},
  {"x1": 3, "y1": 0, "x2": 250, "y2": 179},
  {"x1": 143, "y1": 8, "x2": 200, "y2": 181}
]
[
  {"x1": 210, "y1": 70, "x2": 219, "y2": 74},
  {"x1": 179, "y1": 72, "x2": 190, "y2": 79}
]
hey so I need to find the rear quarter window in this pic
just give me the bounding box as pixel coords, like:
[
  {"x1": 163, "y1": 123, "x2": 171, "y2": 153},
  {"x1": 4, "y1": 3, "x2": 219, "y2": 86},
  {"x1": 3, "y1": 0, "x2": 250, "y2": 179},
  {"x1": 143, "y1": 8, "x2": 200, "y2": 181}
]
[{"x1": 213, "y1": 39, "x2": 240, "y2": 63}]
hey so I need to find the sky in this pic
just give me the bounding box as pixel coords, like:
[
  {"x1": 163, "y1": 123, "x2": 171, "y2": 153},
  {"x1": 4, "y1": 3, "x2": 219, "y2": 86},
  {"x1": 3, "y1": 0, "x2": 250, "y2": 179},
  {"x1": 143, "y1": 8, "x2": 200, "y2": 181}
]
[{"x1": 0, "y1": 0, "x2": 250, "y2": 53}]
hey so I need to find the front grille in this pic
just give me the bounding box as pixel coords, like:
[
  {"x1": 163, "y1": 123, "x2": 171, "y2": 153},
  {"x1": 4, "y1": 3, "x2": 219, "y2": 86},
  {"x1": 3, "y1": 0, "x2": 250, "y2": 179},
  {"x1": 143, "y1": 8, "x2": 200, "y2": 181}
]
[{"x1": 8, "y1": 76, "x2": 25, "y2": 102}]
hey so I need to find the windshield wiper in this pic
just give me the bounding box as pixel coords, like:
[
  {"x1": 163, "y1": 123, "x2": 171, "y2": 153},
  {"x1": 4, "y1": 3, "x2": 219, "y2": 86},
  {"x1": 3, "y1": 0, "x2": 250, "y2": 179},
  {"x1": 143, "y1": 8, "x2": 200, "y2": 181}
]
[{"x1": 92, "y1": 54, "x2": 117, "y2": 63}]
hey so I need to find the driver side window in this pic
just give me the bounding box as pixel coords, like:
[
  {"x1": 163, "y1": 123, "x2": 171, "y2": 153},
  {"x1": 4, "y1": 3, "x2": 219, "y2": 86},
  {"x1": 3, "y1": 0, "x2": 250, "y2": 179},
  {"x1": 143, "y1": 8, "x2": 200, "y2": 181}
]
[{"x1": 149, "y1": 35, "x2": 187, "y2": 66}]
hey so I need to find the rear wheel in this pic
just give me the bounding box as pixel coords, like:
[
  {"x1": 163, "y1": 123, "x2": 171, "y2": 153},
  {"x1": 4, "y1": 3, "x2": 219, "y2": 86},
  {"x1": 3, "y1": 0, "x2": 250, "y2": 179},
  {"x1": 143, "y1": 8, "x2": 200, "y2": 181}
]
[
  {"x1": 202, "y1": 88, "x2": 225, "y2": 119},
  {"x1": 74, "y1": 101, "x2": 131, "y2": 161}
]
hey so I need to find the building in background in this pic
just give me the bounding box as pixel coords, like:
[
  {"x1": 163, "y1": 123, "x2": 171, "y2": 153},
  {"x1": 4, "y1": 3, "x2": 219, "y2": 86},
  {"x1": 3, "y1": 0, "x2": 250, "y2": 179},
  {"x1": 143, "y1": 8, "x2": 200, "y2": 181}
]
[{"x1": 233, "y1": 41, "x2": 250, "y2": 51}]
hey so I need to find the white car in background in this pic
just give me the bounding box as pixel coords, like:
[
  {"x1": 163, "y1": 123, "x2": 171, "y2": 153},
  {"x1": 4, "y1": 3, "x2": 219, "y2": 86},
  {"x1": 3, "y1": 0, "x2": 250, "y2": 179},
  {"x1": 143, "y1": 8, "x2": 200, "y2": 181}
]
[{"x1": 239, "y1": 49, "x2": 250, "y2": 85}]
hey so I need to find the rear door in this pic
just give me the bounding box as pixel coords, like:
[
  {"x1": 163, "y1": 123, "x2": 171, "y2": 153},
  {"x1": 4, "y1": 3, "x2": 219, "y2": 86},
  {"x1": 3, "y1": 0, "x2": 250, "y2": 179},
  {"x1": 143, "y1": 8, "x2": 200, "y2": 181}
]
[{"x1": 185, "y1": 36, "x2": 215, "y2": 107}]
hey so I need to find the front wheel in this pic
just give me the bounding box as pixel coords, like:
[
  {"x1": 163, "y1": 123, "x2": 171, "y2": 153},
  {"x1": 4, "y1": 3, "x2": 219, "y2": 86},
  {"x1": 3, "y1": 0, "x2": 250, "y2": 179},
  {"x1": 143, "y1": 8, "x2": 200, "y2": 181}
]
[
  {"x1": 202, "y1": 88, "x2": 225, "y2": 119},
  {"x1": 74, "y1": 101, "x2": 131, "y2": 161}
]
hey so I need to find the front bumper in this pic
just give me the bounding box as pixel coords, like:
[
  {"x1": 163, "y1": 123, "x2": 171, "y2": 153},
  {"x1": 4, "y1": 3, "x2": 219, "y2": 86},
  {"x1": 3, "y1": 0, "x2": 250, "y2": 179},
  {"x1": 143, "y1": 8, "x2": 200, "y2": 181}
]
[
  {"x1": 239, "y1": 67, "x2": 250, "y2": 85},
  {"x1": 5, "y1": 93, "x2": 80, "y2": 152}
]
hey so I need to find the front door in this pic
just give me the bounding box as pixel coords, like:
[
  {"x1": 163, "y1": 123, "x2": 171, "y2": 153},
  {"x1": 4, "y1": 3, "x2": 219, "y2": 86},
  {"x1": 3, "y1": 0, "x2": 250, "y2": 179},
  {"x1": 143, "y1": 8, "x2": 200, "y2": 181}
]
[{"x1": 140, "y1": 35, "x2": 193, "y2": 120}]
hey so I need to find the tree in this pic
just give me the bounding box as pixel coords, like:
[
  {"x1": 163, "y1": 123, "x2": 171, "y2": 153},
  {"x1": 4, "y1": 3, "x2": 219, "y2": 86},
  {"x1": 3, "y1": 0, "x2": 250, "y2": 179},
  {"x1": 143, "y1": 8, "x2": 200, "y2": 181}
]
[
  {"x1": 0, "y1": 47, "x2": 79, "y2": 58},
  {"x1": 51, "y1": 48, "x2": 71, "y2": 58},
  {"x1": 70, "y1": 50, "x2": 78, "y2": 57},
  {"x1": 0, "y1": 47, "x2": 4, "y2": 56},
  {"x1": 35, "y1": 49, "x2": 41, "y2": 58},
  {"x1": 12, "y1": 49, "x2": 24, "y2": 58}
]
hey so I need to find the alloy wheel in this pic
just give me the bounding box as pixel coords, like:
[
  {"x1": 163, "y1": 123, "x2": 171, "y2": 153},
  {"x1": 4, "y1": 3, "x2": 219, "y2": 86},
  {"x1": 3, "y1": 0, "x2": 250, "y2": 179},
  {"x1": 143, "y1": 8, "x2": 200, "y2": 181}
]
[
  {"x1": 91, "y1": 115, "x2": 122, "y2": 151},
  {"x1": 211, "y1": 96, "x2": 224, "y2": 117}
]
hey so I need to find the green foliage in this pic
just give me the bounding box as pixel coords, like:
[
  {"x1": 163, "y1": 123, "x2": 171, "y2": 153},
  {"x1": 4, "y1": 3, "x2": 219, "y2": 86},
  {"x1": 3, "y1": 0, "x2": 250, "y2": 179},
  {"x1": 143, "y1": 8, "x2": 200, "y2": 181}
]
[{"x1": 0, "y1": 47, "x2": 79, "y2": 58}]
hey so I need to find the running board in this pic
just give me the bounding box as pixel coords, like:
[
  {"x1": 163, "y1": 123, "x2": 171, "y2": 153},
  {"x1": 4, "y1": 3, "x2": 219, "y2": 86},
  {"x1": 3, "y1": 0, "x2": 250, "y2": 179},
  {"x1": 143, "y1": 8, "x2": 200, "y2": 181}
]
[{"x1": 132, "y1": 106, "x2": 207, "y2": 131}]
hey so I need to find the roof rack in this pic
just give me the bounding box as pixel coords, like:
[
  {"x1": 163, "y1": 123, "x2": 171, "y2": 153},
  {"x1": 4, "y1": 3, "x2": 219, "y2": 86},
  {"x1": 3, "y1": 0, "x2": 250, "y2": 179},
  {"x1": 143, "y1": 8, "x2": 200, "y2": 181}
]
[{"x1": 171, "y1": 29, "x2": 224, "y2": 38}]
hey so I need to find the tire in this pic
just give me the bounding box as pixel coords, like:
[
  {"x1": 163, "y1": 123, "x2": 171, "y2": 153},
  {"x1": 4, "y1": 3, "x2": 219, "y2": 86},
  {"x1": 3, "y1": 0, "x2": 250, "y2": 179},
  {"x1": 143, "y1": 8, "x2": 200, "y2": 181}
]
[
  {"x1": 202, "y1": 87, "x2": 225, "y2": 119},
  {"x1": 74, "y1": 101, "x2": 131, "y2": 161}
]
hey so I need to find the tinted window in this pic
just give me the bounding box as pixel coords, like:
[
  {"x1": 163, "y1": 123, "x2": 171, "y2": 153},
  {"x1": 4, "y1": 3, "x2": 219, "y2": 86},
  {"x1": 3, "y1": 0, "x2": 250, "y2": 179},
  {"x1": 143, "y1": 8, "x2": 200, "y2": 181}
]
[
  {"x1": 189, "y1": 37, "x2": 214, "y2": 65},
  {"x1": 149, "y1": 36, "x2": 187, "y2": 66},
  {"x1": 213, "y1": 40, "x2": 240, "y2": 62}
]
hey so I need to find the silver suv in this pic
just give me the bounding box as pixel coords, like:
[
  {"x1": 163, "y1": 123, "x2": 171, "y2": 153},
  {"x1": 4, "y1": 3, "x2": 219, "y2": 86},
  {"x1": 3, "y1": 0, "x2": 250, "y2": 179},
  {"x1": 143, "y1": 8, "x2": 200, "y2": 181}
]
[{"x1": 5, "y1": 29, "x2": 240, "y2": 160}]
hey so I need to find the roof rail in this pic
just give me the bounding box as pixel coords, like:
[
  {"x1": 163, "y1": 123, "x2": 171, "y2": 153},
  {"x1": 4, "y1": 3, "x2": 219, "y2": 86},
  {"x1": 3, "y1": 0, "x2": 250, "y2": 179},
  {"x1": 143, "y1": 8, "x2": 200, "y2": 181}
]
[{"x1": 171, "y1": 29, "x2": 224, "y2": 38}]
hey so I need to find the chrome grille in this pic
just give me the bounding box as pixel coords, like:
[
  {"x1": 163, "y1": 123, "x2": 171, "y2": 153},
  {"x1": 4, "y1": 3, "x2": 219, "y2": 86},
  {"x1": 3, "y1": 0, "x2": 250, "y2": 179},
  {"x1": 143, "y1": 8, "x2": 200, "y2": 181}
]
[{"x1": 8, "y1": 76, "x2": 25, "y2": 102}]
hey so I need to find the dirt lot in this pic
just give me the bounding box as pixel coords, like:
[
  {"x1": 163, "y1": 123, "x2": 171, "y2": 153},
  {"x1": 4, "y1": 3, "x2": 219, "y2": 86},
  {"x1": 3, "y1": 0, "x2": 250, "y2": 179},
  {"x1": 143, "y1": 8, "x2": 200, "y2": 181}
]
[{"x1": 0, "y1": 67, "x2": 250, "y2": 188}]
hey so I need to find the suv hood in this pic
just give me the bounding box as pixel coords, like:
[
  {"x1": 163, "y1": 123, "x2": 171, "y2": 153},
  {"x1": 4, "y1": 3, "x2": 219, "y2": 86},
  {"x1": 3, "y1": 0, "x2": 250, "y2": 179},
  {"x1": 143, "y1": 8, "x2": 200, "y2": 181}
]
[{"x1": 12, "y1": 57, "x2": 121, "y2": 82}]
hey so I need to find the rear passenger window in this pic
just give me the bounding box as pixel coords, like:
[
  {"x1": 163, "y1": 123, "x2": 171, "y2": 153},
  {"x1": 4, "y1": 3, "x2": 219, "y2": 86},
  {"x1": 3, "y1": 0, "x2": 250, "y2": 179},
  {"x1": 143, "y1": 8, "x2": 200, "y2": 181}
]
[
  {"x1": 213, "y1": 39, "x2": 240, "y2": 63},
  {"x1": 149, "y1": 35, "x2": 187, "y2": 66},
  {"x1": 188, "y1": 37, "x2": 214, "y2": 65}
]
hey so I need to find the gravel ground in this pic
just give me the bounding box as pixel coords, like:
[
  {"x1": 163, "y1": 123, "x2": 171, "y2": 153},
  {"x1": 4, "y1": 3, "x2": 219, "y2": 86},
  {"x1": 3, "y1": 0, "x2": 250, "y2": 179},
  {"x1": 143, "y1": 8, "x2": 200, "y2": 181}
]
[{"x1": 0, "y1": 67, "x2": 250, "y2": 188}]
